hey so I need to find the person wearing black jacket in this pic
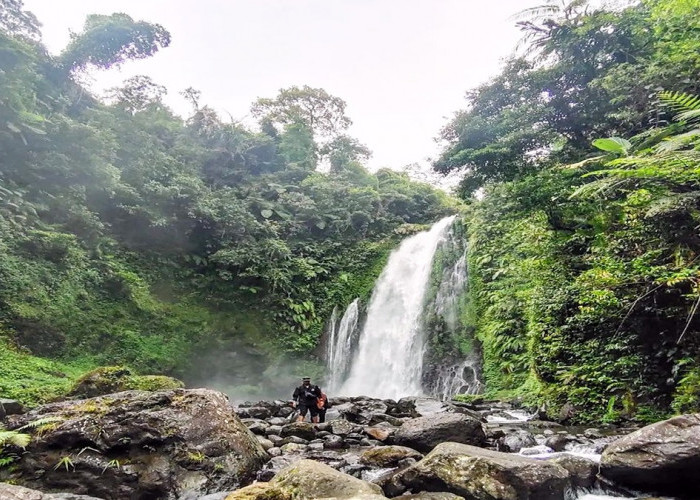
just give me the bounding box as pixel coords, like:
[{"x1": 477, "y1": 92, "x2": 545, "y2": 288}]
[{"x1": 292, "y1": 376, "x2": 322, "y2": 423}]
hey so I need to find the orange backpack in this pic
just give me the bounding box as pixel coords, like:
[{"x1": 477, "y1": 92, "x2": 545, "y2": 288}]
[{"x1": 316, "y1": 392, "x2": 327, "y2": 410}]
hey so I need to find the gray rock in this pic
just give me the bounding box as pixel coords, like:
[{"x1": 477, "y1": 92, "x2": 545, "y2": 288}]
[
  {"x1": 256, "y1": 436, "x2": 274, "y2": 450},
  {"x1": 3, "y1": 389, "x2": 268, "y2": 500},
  {"x1": 268, "y1": 434, "x2": 284, "y2": 445},
  {"x1": 394, "y1": 412, "x2": 485, "y2": 453},
  {"x1": 0, "y1": 483, "x2": 103, "y2": 499},
  {"x1": 280, "y1": 421, "x2": 317, "y2": 441},
  {"x1": 265, "y1": 425, "x2": 283, "y2": 436},
  {"x1": 548, "y1": 454, "x2": 598, "y2": 489},
  {"x1": 394, "y1": 442, "x2": 571, "y2": 500},
  {"x1": 267, "y1": 447, "x2": 281, "y2": 457},
  {"x1": 360, "y1": 445, "x2": 423, "y2": 467},
  {"x1": 0, "y1": 398, "x2": 24, "y2": 419},
  {"x1": 600, "y1": 413, "x2": 700, "y2": 498},
  {"x1": 499, "y1": 429, "x2": 537, "y2": 452},
  {"x1": 249, "y1": 459, "x2": 384, "y2": 499},
  {"x1": 323, "y1": 434, "x2": 345, "y2": 449},
  {"x1": 331, "y1": 418, "x2": 355, "y2": 436},
  {"x1": 544, "y1": 434, "x2": 568, "y2": 452},
  {"x1": 281, "y1": 435, "x2": 309, "y2": 445}
]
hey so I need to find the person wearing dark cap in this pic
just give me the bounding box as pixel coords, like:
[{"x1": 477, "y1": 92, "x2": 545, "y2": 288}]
[{"x1": 292, "y1": 376, "x2": 322, "y2": 423}]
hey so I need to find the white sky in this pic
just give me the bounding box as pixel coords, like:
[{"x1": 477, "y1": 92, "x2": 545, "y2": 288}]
[{"x1": 23, "y1": 0, "x2": 533, "y2": 171}]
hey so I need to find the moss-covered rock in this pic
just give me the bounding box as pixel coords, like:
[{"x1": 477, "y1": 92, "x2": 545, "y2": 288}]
[
  {"x1": 68, "y1": 366, "x2": 184, "y2": 398},
  {"x1": 3, "y1": 389, "x2": 268, "y2": 499},
  {"x1": 394, "y1": 442, "x2": 571, "y2": 500}
]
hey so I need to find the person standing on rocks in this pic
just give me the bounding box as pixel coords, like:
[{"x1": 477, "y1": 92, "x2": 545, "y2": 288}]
[
  {"x1": 292, "y1": 376, "x2": 322, "y2": 423},
  {"x1": 316, "y1": 390, "x2": 331, "y2": 423}
]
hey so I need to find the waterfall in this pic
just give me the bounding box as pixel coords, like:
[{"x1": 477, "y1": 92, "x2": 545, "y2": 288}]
[
  {"x1": 325, "y1": 298, "x2": 360, "y2": 393},
  {"x1": 340, "y1": 216, "x2": 457, "y2": 399}
]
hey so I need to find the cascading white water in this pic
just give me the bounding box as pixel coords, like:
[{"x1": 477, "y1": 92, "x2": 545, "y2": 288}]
[
  {"x1": 431, "y1": 359, "x2": 481, "y2": 401},
  {"x1": 340, "y1": 216, "x2": 456, "y2": 399},
  {"x1": 325, "y1": 298, "x2": 360, "y2": 393}
]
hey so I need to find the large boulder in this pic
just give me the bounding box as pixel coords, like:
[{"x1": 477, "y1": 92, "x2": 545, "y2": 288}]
[
  {"x1": 393, "y1": 442, "x2": 571, "y2": 500},
  {"x1": 0, "y1": 483, "x2": 102, "y2": 499},
  {"x1": 2, "y1": 389, "x2": 268, "y2": 500},
  {"x1": 600, "y1": 413, "x2": 700, "y2": 498},
  {"x1": 394, "y1": 413, "x2": 485, "y2": 452},
  {"x1": 360, "y1": 445, "x2": 423, "y2": 467},
  {"x1": 228, "y1": 459, "x2": 385, "y2": 499}
]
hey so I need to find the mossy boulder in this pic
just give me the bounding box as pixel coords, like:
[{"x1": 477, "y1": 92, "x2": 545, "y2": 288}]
[
  {"x1": 3, "y1": 389, "x2": 268, "y2": 499},
  {"x1": 394, "y1": 442, "x2": 571, "y2": 500},
  {"x1": 229, "y1": 459, "x2": 385, "y2": 499},
  {"x1": 68, "y1": 366, "x2": 184, "y2": 398}
]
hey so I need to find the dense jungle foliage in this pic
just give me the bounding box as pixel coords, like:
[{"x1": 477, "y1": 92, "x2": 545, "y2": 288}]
[
  {"x1": 0, "y1": 0, "x2": 457, "y2": 404},
  {"x1": 438, "y1": 0, "x2": 700, "y2": 421}
]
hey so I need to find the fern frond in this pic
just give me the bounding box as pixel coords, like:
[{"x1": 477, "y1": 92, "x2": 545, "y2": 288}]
[
  {"x1": 656, "y1": 129, "x2": 700, "y2": 152},
  {"x1": 18, "y1": 416, "x2": 65, "y2": 432},
  {"x1": 676, "y1": 109, "x2": 700, "y2": 124},
  {"x1": 659, "y1": 91, "x2": 700, "y2": 114},
  {"x1": 0, "y1": 430, "x2": 31, "y2": 448}
]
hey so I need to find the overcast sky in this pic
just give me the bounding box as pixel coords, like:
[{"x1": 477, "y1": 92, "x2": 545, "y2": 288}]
[{"x1": 23, "y1": 0, "x2": 532, "y2": 171}]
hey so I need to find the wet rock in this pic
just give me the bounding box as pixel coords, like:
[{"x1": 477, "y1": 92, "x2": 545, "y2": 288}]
[
  {"x1": 394, "y1": 442, "x2": 571, "y2": 499},
  {"x1": 518, "y1": 444, "x2": 553, "y2": 456},
  {"x1": 365, "y1": 426, "x2": 394, "y2": 442},
  {"x1": 548, "y1": 455, "x2": 598, "y2": 489},
  {"x1": 308, "y1": 442, "x2": 325, "y2": 451},
  {"x1": 280, "y1": 421, "x2": 316, "y2": 440},
  {"x1": 267, "y1": 417, "x2": 287, "y2": 426},
  {"x1": 394, "y1": 413, "x2": 485, "y2": 453},
  {"x1": 274, "y1": 459, "x2": 383, "y2": 498},
  {"x1": 499, "y1": 429, "x2": 537, "y2": 452},
  {"x1": 600, "y1": 413, "x2": 700, "y2": 498},
  {"x1": 268, "y1": 447, "x2": 281, "y2": 457},
  {"x1": 360, "y1": 445, "x2": 423, "y2": 467},
  {"x1": 544, "y1": 434, "x2": 568, "y2": 452},
  {"x1": 3, "y1": 389, "x2": 268, "y2": 500}
]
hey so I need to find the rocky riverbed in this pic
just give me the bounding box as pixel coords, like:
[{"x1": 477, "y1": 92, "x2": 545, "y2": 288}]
[{"x1": 1, "y1": 391, "x2": 698, "y2": 499}]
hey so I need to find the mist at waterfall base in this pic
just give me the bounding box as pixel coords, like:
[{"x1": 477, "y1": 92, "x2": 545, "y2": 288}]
[{"x1": 327, "y1": 216, "x2": 481, "y2": 401}]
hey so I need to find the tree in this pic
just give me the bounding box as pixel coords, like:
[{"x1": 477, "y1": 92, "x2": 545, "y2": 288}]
[
  {"x1": 0, "y1": 0, "x2": 40, "y2": 40},
  {"x1": 106, "y1": 75, "x2": 167, "y2": 113},
  {"x1": 59, "y1": 13, "x2": 170, "y2": 72},
  {"x1": 251, "y1": 85, "x2": 352, "y2": 139},
  {"x1": 320, "y1": 135, "x2": 371, "y2": 173}
]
